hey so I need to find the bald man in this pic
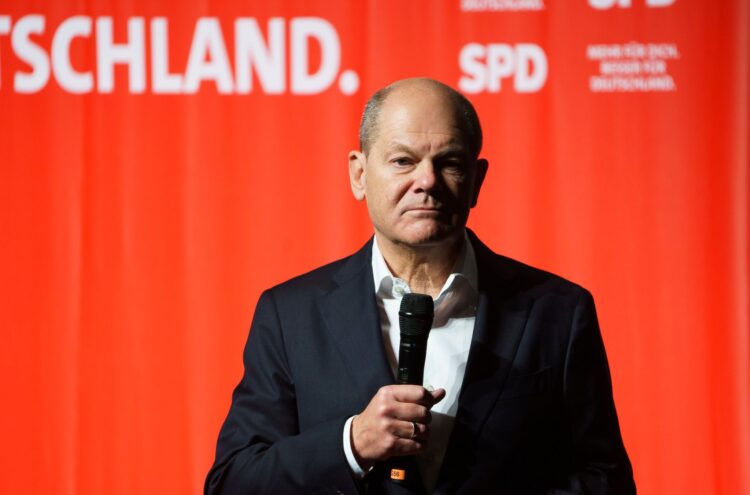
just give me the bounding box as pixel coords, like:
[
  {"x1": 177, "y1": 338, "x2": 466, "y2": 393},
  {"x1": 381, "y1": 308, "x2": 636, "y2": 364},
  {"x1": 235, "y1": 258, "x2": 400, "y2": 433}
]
[{"x1": 205, "y1": 79, "x2": 635, "y2": 495}]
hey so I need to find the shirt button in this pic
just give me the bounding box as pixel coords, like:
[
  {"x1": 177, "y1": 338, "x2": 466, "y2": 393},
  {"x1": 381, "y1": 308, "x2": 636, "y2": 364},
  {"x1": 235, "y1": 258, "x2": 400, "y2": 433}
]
[{"x1": 392, "y1": 279, "x2": 409, "y2": 297}]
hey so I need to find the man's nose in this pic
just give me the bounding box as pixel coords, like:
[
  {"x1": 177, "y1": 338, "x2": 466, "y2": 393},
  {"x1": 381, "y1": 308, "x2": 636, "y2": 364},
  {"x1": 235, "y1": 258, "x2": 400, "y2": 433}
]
[{"x1": 413, "y1": 160, "x2": 438, "y2": 192}]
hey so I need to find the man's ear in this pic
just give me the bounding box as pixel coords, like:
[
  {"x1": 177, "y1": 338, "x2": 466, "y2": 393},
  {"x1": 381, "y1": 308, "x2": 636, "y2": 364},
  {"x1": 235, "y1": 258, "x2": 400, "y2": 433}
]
[
  {"x1": 349, "y1": 150, "x2": 367, "y2": 201},
  {"x1": 470, "y1": 158, "x2": 489, "y2": 208}
]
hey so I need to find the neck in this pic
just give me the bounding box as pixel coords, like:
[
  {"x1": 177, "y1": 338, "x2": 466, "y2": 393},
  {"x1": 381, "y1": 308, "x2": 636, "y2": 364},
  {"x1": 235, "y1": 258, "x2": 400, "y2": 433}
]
[{"x1": 376, "y1": 233, "x2": 464, "y2": 298}]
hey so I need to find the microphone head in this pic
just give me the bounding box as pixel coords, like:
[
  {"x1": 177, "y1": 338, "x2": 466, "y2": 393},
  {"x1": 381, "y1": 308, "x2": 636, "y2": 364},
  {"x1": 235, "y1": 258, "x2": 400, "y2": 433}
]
[{"x1": 398, "y1": 293, "x2": 434, "y2": 337}]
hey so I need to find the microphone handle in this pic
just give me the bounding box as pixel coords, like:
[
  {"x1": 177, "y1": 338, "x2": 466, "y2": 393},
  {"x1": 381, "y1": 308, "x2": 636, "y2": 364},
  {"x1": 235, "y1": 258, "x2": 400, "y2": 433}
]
[
  {"x1": 388, "y1": 334, "x2": 428, "y2": 486},
  {"x1": 396, "y1": 334, "x2": 428, "y2": 385}
]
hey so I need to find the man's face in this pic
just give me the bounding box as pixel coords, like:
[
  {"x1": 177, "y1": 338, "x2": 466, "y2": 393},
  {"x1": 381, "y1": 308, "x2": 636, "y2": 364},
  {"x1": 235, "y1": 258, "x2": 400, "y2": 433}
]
[{"x1": 349, "y1": 88, "x2": 487, "y2": 250}]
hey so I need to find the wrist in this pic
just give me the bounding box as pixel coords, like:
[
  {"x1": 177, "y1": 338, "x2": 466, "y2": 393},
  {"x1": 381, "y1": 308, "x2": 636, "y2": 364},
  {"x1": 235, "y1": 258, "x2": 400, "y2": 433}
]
[
  {"x1": 343, "y1": 415, "x2": 373, "y2": 477},
  {"x1": 350, "y1": 415, "x2": 375, "y2": 471}
]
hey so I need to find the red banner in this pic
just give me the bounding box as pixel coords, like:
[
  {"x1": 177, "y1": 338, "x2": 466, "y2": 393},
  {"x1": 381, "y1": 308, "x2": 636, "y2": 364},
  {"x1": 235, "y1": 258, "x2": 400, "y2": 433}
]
[{"x1": 0, "y1": 1, "x2": 748, "y2": 493}]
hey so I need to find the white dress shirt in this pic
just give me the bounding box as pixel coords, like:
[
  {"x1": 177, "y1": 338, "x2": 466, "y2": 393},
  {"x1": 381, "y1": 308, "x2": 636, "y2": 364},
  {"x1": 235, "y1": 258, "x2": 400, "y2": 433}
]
[{"x1": 343, "y1": 233, "x2": 478, "y2": 493}]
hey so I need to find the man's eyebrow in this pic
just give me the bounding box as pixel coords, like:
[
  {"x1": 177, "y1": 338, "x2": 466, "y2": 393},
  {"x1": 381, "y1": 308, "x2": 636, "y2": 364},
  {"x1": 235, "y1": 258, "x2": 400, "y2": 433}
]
[
  {"x1": 385, "y1": 143, "x2": 418, "y2": 155},
  {"x1": 385, "y1": 142, "x2": 469, "y2": 156},
  {"x1": 435, "y1": 147, "x2": 470, "y2": 157}
]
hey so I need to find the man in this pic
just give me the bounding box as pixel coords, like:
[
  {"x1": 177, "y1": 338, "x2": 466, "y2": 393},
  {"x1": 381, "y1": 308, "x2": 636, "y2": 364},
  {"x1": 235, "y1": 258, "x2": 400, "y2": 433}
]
[{"x1": 205, "y1": 78, "x2": 635, "y2": 494}]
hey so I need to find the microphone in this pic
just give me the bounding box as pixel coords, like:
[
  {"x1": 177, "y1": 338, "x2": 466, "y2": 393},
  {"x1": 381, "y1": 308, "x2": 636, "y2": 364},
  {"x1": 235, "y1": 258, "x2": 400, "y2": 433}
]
[
  {"x1": 389, "y1": 293, "x2": 434, "y2": 484},
  {"x1": 396, "y1": 293, "x2": 434, "y2": 385}
]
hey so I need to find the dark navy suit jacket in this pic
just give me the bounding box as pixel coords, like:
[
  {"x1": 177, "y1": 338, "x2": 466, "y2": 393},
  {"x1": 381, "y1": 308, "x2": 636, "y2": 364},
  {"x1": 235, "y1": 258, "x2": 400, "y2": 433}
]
[{"x1": 205, "y1": 232, "x2": 635, "y2": 494}]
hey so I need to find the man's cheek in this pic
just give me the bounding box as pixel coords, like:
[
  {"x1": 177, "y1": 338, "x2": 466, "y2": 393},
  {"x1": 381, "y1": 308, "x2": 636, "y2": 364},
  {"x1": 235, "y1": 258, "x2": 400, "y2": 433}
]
[{"x1": 387, "y1": 182, "x2": 411, "y2": 204}]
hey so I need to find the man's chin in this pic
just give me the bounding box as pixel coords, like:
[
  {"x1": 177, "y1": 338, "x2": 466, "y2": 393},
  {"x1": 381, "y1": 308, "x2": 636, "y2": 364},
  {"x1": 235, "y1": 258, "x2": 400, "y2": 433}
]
[{"x1": 396, "y1": 225, "x2": 463, "y2": 248}]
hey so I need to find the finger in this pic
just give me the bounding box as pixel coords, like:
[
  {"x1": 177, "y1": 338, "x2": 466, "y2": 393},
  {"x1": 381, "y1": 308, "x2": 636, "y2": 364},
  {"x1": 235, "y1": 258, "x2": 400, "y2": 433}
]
[
  {"x1": 409, "y1": 387, "x2": 446, "y2": 408},
  {"x1": 388, "y1": 384, "x2": 431, "y2": 404},
  {"x1": 390, "y1": 385, "x2": 446, "y2": 408},
  {"x1": 389, "y1": 402, "x2": 431, "y2": 424},
  {"x1": 410, "y1": 421, "x2": 429, "y2": 440},
  {"x1": 392, "y1": 419, "x2": 429, "y2": 441},
  {"x1": 389, "y1": 437, "x2": 426, "y2": 457},
  {"x1": 429, "y1": 388, "x2": 446, "y2": 404}
]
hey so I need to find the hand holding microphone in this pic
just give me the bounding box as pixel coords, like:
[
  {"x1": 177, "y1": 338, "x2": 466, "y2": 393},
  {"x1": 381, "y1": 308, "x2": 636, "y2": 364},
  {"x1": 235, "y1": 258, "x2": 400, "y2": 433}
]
[{"x1": 350, "y1": 294, "x2": 444, "y2": 472}]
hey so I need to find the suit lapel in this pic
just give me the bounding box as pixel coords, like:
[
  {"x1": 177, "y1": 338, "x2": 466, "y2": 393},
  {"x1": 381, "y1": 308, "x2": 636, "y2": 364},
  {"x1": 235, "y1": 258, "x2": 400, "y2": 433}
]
[
  {"x1": 317, "y1": 240, "x2": 427, "y2": 494},
  {"x1": 316, "y1": 239, "x2": 395, "y2": 407},
  {"x1": 436, "y1": 233, "x2": 532, "y2": 490}
]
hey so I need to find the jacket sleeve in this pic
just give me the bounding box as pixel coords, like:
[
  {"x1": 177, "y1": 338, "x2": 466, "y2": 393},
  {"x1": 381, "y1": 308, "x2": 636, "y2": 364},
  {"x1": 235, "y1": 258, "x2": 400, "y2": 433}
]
[
  {"x1": 547, "y1": 289, "x2": 636, "y2": 494},
  {"x1": 205, "y1": 289, "x2": 361, "y2": 495}
]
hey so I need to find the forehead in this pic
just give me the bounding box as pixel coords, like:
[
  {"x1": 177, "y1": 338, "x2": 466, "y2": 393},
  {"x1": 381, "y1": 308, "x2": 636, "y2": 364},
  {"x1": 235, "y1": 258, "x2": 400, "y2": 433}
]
[{"x1": 374, "y1": 91, "x2": 468, "y2": 153}]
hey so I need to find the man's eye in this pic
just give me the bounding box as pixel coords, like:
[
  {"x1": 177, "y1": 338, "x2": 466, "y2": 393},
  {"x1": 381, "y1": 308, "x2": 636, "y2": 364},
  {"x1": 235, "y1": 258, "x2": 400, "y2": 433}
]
[
  {"x1": 392, "y1": 157, "x2": 411, "y2": 166},
  {"x1": 440, "y1": 160, "x2": 464, "y2": 172}
]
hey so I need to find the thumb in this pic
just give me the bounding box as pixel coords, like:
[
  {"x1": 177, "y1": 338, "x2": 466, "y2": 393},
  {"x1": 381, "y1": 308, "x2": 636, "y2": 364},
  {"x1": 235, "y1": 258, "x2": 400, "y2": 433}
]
[{"x1": 429, "y1": 388, "x2": 446, "y2": 405}]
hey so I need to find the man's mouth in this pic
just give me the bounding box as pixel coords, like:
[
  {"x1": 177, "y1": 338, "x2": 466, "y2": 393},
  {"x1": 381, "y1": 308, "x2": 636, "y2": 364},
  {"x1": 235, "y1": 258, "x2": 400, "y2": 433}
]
[{"x1": 404, "y1": 207, "x2": 444, "y2": 216}]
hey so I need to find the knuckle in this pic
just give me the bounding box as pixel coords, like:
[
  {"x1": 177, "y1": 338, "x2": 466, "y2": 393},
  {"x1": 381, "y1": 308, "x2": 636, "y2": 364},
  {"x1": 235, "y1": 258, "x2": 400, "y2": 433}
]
[
  {"x1": 384, "y1": 435, "x2": 396, "y2": 449},
  {"x1": 378, "y1": 417, "x2": 390, "y2": 430}
]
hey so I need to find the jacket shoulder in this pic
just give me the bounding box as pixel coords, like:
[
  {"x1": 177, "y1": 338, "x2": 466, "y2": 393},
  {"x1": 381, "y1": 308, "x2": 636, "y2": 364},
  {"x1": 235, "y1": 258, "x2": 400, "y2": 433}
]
[
  {"x1": 470, "y1": 233, "x2": 591, "y2": 300},
  {"x1": 265, "y1": 240, "x2": 372, "y2": 301}
]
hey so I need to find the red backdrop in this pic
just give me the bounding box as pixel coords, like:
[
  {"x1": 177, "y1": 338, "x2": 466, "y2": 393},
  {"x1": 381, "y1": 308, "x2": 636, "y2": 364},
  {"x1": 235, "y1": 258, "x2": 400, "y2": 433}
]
[{"x1": 1, "y1": 1, "x2": 748, "y2": 493}]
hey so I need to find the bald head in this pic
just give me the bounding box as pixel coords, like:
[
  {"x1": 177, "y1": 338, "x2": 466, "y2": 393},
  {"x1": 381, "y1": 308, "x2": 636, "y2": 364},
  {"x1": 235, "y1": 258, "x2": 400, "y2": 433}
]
[{"x1": 358, "y1": 78, "x2": 483, "y2": 159}]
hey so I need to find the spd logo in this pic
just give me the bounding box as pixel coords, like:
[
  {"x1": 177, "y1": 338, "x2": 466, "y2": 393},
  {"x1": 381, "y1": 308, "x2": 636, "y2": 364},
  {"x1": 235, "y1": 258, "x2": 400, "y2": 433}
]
[{"x1": 458, "y1": 43, "x2": 547, "y2": 94}]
